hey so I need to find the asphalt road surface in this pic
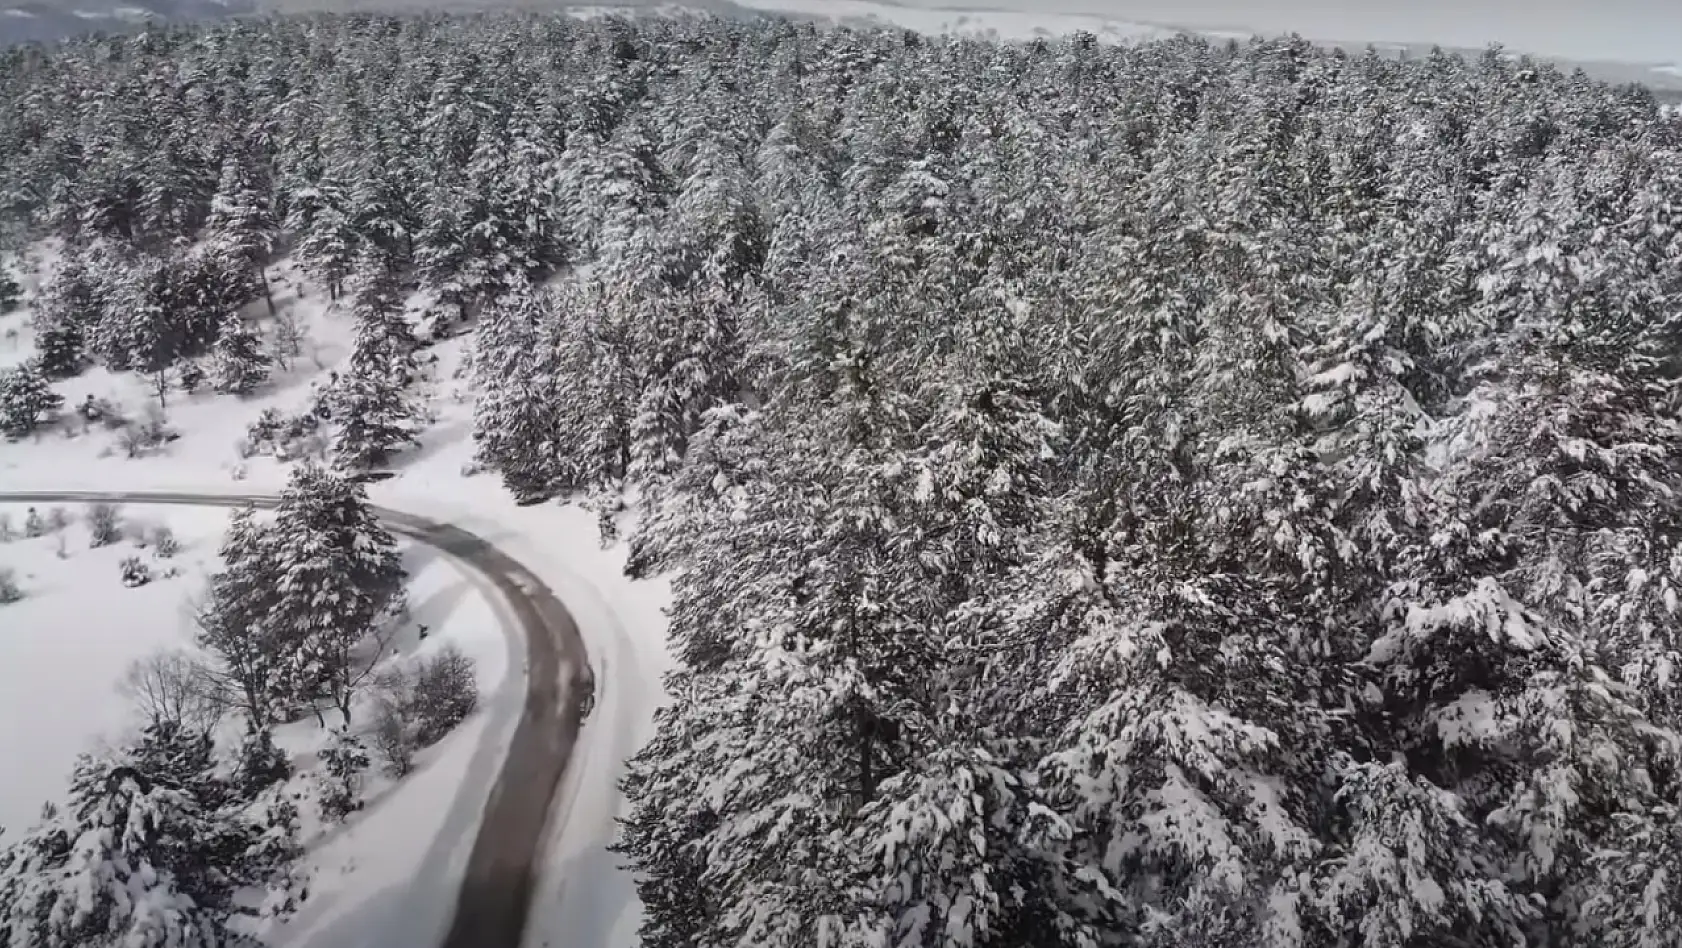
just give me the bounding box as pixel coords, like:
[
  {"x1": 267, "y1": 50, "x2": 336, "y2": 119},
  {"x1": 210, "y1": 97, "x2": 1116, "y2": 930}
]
[{"x1": 0, "y1": 490, "x2": 594, "y2": 948}]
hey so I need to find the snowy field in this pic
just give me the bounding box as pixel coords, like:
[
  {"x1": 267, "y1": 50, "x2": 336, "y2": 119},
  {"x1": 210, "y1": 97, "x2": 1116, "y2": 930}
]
[
  {"x1": 0, "y1": 502, "x2": 232, "y2": 832},
  {"x1": 0, "y1": 245, "x2": 673, "y2": 948},
  {"x1": 0, "y1": 496, "x2": 516, "y2": 948}
]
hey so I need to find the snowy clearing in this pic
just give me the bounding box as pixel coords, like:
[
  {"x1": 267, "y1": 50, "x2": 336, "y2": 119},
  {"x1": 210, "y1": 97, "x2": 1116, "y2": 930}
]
[
  {"x1": 0, "y1": 497, "x2": 517, "y2": 948},
  {"x1": 0, "y1": 502, "x2": 230, "y2": 833}
]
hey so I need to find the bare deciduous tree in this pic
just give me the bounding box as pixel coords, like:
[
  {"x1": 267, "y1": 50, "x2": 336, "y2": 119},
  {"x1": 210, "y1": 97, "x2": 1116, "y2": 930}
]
[
  {"x1": 119, "y1": 649, "x2": 229, "y2": 733},
  {"x1": 86, "y1": 501, "x2": 122, "y2": 547}
]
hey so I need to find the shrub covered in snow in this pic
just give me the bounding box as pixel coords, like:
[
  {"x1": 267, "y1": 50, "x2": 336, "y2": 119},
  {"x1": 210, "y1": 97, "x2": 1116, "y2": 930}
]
[
  {"x1": 150, "y1": 525, "x2": 179, "y2": 558},
  {"x1": 316, "y1": 729, "x2": 370, "y2": 823},
  {"x1": 85, "y1": 501, "x2": 121, "y2": 548},
  {"x1": 410, "y1": 645, "x2": 478, "y2": 743},
  {"x1": 370, "y1": 644, "x2": 479, "y2": 754},
  {"x1": 368, "y1": 698, "x2": 419, "y2": 777},
  {"x1": 119, "y1": 555, "x2": 151, "y2": 588},
  {"x1": 234, "y1": 728, "x2": 292, "y2": 798},
  {"x1": 0, "y1": 566, "x2": 20, "y2": 604},
  {"x1": 241, "y1": 406, "x2": 324, "y2": 460}
]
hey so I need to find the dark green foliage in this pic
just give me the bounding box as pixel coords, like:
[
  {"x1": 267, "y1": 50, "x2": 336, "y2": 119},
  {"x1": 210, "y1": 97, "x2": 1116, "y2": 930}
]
[
  {"x1": 1, "y1": 14, "x2": 1681, "y2": 948},
  {"x1": 0, "y1": 361, "x2": 62, "y2": 438},
  {"x1": 0, "y1": 266, "x2": 20, "y2": 313}
]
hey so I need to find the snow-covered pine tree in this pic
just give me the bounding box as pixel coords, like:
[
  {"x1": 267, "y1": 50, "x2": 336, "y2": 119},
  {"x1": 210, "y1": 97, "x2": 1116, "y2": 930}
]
[
  {"x1": 545, "y1": 277, "x2": 640, "y2": 493},
  {"x1": 330, "y1": 362, "x2": 421, "y2": 470},
  {"x1": 233, "y1": 728, "x2": 292, "y2": 800},
  {"x1": 0, "y1": 265, "x2": 20, "y2": 314},
  {"x1": 29, "y1": 253, "x2": 103, "y2": 379},
  {"x1": 471, "y1": 280, "x2": 564, "y2": 501},
  {"x1": 266, "y1": 463, "x2": 406, "y2": 724},
  {"x1": 290, "y1": 191, "x2": 359, "y2": 300},
  {"x1": 0, "y1": 726, "x2": 287, "y2": 947},
  {"x1": 329, "y1": 257, "x2": 423, "y2": 470},
  {"x1": 208, "y1": 312, "x2": 272, "y2": 396},
  {"x1": 205, "y1": 152, "x2": 279, "y2": 306},
  {"x1": 197, "y1": 506, "x2": 287, "y2": 730},
  {"x1": 0, "y1": 360, "x2": 64, "y2": 439}
]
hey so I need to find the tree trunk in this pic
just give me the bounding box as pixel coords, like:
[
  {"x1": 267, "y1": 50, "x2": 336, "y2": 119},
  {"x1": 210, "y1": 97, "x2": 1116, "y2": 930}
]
[
  {"x1": 855, "y1": 704, "x2": 877, "y2": 805},
  {"x1": 260, "y1": 266, "x2": 275, "y2": 316}
]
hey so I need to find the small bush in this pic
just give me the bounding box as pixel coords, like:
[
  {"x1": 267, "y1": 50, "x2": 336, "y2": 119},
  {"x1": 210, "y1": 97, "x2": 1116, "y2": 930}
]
[
  {"x1": 0, "y1": 513, "x2": 13, "y2": 542},
  {"x1": 120, "y1": 555, "x2": 152, "y2": 588},
  {"x1": 0, "y1": 566, "x2": 21, "y2": 604},
  {"x1": 87, "y1": 502, "x2": 122, "y2": 547},
  {"x1": 368, "y1": 699, "x2": 419, "y2": 778},
  {"x1": 411, "y1": 646, "x2": 478, "y2": 743},
  {"x1": 177, "y1": 360, "x2": 205, "y2": 393},
  {"x1": 78, "y1": 394, "x2": 126, "y2": 429},
  {"x1": 118, "y1": 410, "x2": 177, "y2": 458},
  {"x1": 44, "y1": 507, "x2": 69, "y2": 533},
  {"x1": 235, "y1": 728, "x2": 293, "y2": 799},
  {"x1": 151, "y1": 525, "x2": 179, "y2": 559},
  {"x1": 316, "y1": 730, "x2": 370, "y2": 823},
  {"x1": 363, "y1": 645, "x2": 478, "y2": 778},
  {"x1": 243, "y1": 408, "x2": 323, "y2": 461}
]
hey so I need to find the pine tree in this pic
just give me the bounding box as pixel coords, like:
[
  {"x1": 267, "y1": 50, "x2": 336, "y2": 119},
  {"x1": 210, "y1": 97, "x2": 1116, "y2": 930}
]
[
  {"x1": 267, "y1": 463, "x2": 406, "y2": 724},
  {"x1": 0, "y1": 361, "x2": 63, "y2": 439},
  {"x1": 0, "y1": 265, "x2": 20, "y2": 314},
  {"x1": 208, "y1": 313, "x2": 272, "y2": 396},
  {"x1": 196, "y1": 507, "x2": 285, "y2": 730},
  {"x1": 29, "y1": 255, "x2": 102, "y2": 379},
  {"x1": 205, "y1": 148, "x2": 279, "y2": 309},
  {"x1": 0, "y1": 722, "x2": 289, "y2": 947},
  {"x1": 331, "y1": 361, "x2": 422, "y2": 471},
  {"x1": 328, "y1": 259, "x2": 423, "y2": 470},
  {"x1": 471, "y1": 281, "x2": 563, "y2": 501},
  {"x1": 233, "y1": 728, "x2": 292, "y2": 800}
]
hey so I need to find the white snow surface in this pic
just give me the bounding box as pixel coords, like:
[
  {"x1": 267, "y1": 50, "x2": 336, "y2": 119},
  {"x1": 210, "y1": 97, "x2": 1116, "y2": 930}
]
[
  {"x1": 0, "y1": 255, "x2": 674, "y2": 948},
  {"x1": 0, "y1": 497, "x2": 516, "y2": 948},
  {"x1": 0, "y1": 502, "x2": 231, "y2": 832},
  {"x1": 259, "y1": 536, "x2": 515, "y2": 948}
]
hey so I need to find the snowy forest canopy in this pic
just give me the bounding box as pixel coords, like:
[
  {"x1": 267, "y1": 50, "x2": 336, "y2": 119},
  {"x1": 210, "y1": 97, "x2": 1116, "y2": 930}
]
[{"x1": 4, "y1": 10, "x2": 1682, "y2": 948}]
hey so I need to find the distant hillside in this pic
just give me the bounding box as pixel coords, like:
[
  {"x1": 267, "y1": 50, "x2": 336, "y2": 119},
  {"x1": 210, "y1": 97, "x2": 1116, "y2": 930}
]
[
  {"x1": 2, "y1": 0, "x2": 1679, "y2": 104},
  {"x1": 0, "y1": 0, "x2": 255, "y2": 44}
]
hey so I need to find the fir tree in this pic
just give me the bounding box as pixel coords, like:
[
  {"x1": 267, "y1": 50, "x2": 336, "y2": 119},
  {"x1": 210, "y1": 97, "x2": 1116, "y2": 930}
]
[
  {"x1": 0, "y1": 265, "x2": 20, "y2": 314},
  {"x1": 28, "y1": 255, "x2": 101, "y2": 379},
  {"x1": 208, "y1": 313, "x2": 272, "y2": 396},
  {"x1": 0, "y1": 361, "x2": 63, "y2": 439},
  {"x1": 267, "y1": 463, "x2": 406, "y2": 724}
]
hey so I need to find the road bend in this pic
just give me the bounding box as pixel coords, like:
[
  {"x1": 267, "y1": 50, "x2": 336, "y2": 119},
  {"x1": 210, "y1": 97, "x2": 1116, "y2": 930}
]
[{"x1": 0, "y1": 490, "x2": 594, "y2": 948}]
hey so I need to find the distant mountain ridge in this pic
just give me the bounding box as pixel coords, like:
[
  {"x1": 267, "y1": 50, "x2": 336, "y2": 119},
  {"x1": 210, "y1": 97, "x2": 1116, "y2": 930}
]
[
  {"x1": 1, "y1": 0, "x2": 1678, "y2": 103},
  {"x1": 0, "y1": 0, "x2": 255, "y2": 45}
]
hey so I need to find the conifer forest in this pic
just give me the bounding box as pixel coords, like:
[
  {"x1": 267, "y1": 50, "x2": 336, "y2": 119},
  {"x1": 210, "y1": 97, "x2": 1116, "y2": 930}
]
[{"x1": 3, "y1": 10, "x2": 1682, "y2": 948}]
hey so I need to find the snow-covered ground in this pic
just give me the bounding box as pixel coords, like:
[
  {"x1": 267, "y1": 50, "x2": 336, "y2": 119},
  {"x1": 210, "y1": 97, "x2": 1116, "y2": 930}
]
[
  {"x1": 0, "y1": 502, "x2": 231, "y2": 831},
  {"x1": 0, "y1": 495, "x2": 516, "y2": 948},
  {"x1": 264, "y1": 534, "x2": 516, "y2": 948},
  {"x1": 0, "y1": 248, "x2": 674, "y2": 948}
]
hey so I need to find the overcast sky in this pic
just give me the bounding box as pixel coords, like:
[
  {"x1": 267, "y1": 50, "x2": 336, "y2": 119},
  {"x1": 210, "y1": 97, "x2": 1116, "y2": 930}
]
[{"x1": 889, "y1": 0, "x2": 1679, "y2": 64}]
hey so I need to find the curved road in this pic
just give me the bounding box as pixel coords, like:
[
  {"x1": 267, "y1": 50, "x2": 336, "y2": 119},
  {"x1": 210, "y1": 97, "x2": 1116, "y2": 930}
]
[{"x1": 0, "y1": 489, "x2": 594, "y2": 948}]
